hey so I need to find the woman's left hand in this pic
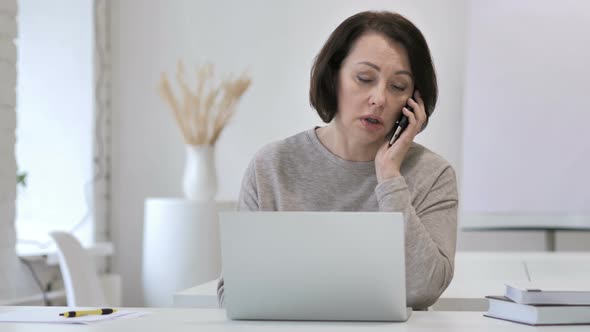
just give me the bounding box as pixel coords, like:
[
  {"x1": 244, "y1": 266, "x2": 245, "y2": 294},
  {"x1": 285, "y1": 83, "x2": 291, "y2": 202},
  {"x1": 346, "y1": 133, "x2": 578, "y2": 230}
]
[{"x1": 375, "y1": 90, "x2": 427, "y2": 183}]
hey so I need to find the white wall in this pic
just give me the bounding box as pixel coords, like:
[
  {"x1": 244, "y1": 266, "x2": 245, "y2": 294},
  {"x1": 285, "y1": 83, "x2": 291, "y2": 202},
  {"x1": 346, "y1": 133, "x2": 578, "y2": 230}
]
[
  {"x1": 0, "y1": 0, "x2": 38, "y2": 300},
  {"x1": 110, "y1": 0, "x2": 590, "y2": 307},
  {"x1": 0, "y1": 0, "x2": 19, "y2": 299},
  {"x1": 110, "y1": 0, "x2": 468, "y2": 306}
]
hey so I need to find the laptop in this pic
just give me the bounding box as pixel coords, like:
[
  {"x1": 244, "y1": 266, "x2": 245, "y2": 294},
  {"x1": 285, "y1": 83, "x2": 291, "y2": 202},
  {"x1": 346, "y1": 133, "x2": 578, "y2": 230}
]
[{"x1": 219, "y1": 211, "x2": 411, "y2": 321}]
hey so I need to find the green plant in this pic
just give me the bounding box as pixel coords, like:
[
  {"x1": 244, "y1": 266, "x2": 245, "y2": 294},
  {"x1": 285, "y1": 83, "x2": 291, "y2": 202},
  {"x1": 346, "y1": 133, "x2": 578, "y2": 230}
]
[{"x1": 17, "y1": 171, "x2": 27, "y2": 188}]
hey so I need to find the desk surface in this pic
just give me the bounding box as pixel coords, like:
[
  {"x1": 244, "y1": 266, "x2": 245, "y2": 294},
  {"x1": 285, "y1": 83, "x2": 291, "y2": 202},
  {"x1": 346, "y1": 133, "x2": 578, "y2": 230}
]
[
  {"x1": 1, "y1": 307, "x2": 586, "y2": 331},
  {"x1": 174, "y1": 252, "x2": 590, "y2": 311}
]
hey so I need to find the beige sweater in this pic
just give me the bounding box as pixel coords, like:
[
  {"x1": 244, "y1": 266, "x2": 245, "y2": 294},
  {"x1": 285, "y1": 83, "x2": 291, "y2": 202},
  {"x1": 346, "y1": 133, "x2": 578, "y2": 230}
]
[{"x1": 218, "y1": 128, "x2": 458, "y2": 309}]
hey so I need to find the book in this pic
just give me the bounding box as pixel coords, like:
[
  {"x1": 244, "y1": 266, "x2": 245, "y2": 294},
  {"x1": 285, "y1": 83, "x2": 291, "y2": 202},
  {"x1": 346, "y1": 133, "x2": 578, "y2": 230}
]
[
  {"x1": 485, "y1": 296, "x2": 590, "y2": 326},
  {"x1": 505, "y1": 281, "x2": 590, "y2": 305}
]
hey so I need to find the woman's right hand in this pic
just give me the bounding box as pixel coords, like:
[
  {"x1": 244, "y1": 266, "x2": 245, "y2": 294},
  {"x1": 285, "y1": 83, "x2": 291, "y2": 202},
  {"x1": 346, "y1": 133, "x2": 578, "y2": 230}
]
[{"x1": 375, "y1": 90, "x2": 427, "y2": 183}]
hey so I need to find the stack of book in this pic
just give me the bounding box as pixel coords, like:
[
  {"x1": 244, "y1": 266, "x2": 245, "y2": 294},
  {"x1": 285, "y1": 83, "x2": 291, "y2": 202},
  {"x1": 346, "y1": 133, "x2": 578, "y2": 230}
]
[{"x1": 485, "y1": 281, "x2": 590, "y2": 326}]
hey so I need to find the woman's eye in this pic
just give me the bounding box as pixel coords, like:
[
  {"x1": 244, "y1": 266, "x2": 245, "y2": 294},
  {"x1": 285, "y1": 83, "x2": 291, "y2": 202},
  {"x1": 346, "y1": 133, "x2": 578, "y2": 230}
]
[
  {"x1": 357, "y1": 76, "x2": 372, "y2": 83},
  {"x1": 391, "y1": 85, "x2": 406, "y2": 91}
]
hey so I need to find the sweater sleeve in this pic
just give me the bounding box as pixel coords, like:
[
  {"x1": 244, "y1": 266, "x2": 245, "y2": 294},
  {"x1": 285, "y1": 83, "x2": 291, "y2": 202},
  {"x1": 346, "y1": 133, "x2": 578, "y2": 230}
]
[
  {"x1": 374, "y1": 165, "x2": 458, "y2": 309},
  {"x1": 237, "y1": 157, "x2": 260, "y2": 211}
]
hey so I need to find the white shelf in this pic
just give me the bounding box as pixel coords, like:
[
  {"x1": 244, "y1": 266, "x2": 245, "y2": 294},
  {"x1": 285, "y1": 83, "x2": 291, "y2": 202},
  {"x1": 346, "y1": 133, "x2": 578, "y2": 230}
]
[
  {"x1": 16, "y1": 241, "x2": 114, "y2": 265},
  {"x1": 461, "y1": 214, "x2": 590, "y2": 230}
]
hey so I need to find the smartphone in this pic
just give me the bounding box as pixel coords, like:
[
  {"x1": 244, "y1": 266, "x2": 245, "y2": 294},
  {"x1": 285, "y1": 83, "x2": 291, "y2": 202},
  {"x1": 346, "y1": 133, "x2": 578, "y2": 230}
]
[{"x1": 388, "y1": 96, "x2": 415, "y2": 147}]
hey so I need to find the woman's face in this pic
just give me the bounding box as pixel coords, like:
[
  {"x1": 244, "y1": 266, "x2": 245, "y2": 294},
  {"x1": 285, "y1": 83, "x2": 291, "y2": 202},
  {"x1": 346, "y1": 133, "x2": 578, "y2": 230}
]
[{"x1": 335, "y1": 32, "x2": 414, "y2": 144}]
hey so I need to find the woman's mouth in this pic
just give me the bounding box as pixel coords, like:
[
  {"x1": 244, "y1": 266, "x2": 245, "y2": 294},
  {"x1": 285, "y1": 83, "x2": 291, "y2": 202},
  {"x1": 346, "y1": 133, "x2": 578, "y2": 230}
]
[{"x1": 361, "y1": 116, "x2": 384, "y2": 131}]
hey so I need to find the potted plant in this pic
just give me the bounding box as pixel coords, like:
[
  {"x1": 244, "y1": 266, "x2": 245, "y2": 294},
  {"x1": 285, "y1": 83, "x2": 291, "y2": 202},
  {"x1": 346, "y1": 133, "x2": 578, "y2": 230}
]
[{"x1": 157, "y1": 61, "x2": 251, "y2": 201}]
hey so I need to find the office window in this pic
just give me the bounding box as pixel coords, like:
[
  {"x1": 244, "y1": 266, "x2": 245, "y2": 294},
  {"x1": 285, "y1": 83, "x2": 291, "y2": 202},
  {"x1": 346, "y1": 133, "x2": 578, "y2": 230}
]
[{"x1": 16, "y1": 0, "x2": 95, "y2": 247}]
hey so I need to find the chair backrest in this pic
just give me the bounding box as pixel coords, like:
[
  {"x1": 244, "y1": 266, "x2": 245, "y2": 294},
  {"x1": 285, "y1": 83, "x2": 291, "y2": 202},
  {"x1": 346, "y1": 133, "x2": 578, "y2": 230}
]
[{"x1": 49, "y1": 231, "x2": 107, "y2": 307}]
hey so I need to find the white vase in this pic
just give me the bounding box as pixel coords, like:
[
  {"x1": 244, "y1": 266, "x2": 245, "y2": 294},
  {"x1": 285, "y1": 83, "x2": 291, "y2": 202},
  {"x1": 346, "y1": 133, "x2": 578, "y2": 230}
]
[{"x1": 182, "y1": 145, "x2": 217, "y2": 201}]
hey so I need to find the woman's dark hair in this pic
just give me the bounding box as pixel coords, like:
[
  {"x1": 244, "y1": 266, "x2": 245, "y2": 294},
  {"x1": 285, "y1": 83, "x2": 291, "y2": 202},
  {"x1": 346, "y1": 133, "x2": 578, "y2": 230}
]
[{"x1": 310, "y1": 11, "x2": 437, "y2": 129}]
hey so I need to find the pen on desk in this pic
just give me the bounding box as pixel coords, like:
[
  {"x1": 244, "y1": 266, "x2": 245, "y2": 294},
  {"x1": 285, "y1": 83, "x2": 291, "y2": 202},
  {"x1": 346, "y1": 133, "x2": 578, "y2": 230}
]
[{"x1": 59, "y1": 308, "x2": 117, "y2": 318}]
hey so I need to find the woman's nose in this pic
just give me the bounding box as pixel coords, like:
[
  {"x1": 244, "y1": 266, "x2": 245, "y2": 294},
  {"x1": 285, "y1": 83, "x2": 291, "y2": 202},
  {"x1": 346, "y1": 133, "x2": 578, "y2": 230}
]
[{"x1": 369, "y1": 84, "x2": 387, "y2": 108}]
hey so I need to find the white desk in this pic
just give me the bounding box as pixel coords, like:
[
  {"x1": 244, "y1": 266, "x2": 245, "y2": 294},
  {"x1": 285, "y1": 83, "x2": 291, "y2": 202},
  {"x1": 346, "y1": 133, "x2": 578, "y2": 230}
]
[
  {"x1": 461, "y1": 214, "x2": 590, "y2": 251},
  {"x1": 173, "y1": 252, "x2": 590, "y2": 312},
  {"x1": 432, "y1": 252, "x2": 530, "y2": 311},
  {"x1": 1, "y1": 306, "x2": 587, "y2": 331},
  {"x1": 173, "y1": 279, "x2": 219, "y2": 308}
]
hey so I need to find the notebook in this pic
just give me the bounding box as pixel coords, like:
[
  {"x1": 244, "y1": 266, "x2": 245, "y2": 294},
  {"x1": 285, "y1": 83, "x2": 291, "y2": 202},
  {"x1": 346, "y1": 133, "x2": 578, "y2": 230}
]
[
  {"x1": 485, "y1": 295, "x2": 590, "y2": 326},
  {"x1": 505, "y1": 281, "x2": 590, "y2": 305}
]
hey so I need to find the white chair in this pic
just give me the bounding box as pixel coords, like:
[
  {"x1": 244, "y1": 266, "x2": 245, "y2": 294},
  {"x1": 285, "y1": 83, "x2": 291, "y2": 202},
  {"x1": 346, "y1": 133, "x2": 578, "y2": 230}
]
[{"x1": 49, "y1": 231, "x2": 111, "y2": 307}]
